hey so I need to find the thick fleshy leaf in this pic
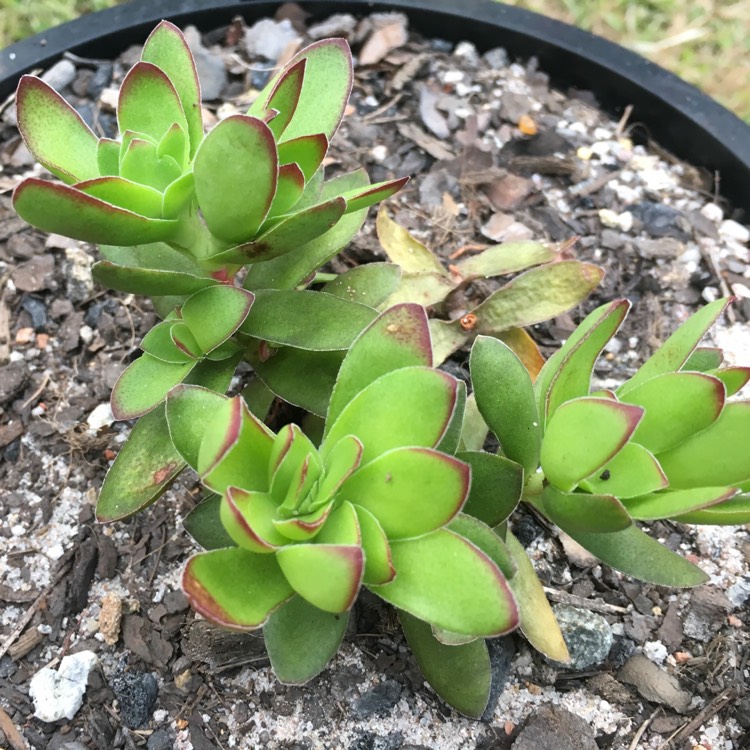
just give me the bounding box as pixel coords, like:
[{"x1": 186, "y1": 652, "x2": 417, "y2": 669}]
[
  {"x1": 323, "y1": 367, "x2": 457, "y2": 464},
  {"x1": 437, "y1": 379, "x2": 466, "y2": 455},
  {"x1": 670, "y1": 494, "x2": 750, "y2": 524},
  {"x1": 370, "y1": 529, "x2": 518, "y2": 636},
  {"x1": 326, "y1": 304, "x2": 432, "y2": 431},
  {"x1": 221, "y1": 488, "x2": 286, "y2": 552},
  {"x1": 565, "y1": 525, "x2": 709, "y2": 586},
  {"x1": 399, "y1": 611, "x2": 491, "y2": 719},
  {"x1": 318, "y1": 435, "x2": 363, "y2": 500},
  {"x1": 317, "y1": 501, "x2": 361, "y2": 545},
  {"x1": 276, "y1": 544, "x2": 363, "y2": 613},
  {"x1": 118, "y1": 61, "x2": 188, "y2": 144},
  {"x1": 181, "y1": 285, "x2": 254, "y2": 354},
  {"x1": 193, "y1": 115, "x2": 277, "y2": 243},
  {"x1": 540, "y1": 398, "x2": 644, "y2": 492},
  {"x1": 382, "y1": 270, "x2": 456, "y2": 308},
  {"x1": 341, "y1": 177, "x2": 409, "y2": 214},
  {"x1": 448, "y1": 514, "x2": 515, "y2": 579},
  {"x1": 543, "y1": 299, "x2": 630, "y2": 422},
  {"x1": 269, "y1": 424, "x2": 318, "y2": 493},
  {"x1": 376, "y1": 206, "x2": 448, "y2": 276},
  {"x1": 429, "y1": 319, "x2": 471, "y2": 366},
  {"x1": 339, "y1": 447, "x2": 469, "y2": 539},
  {"x1": 183, "y1": 547, "x2": 293, "y2": 629},
  {"x1": 141, "y1": 321, "x2": 194, "y2": 363},
  {"x1": 119, "y1": 137, "x2": 182, "y2": 191},
  {"x1": 13, "y1": 178, "x2": 178, "y2": 245},
  {"x1": 165, "y1": 385, "x2": 228, "y2": 467},
  {"x1": 170, "y1": 322, "x2": 201, "y2": 359},
  {"x1": 184, "y1": 350, "x2": 240, "y2": 393},
  {"x1": 212, "y1": 197, "x2": 347, "y2": 265},
  {"x1": 578, "y1": 442, "x2": 667, "y2": 498},
  {"x1": 541, "y1": 486, "x2": 632, "y2": 533},
  {"x1": 456, "y1": 241, "x2": 556, "y2": 279},
  {"x1": 75, "y1": 176, "x2": 164, "y2": 218},
  {"x1": 100, "y1": 241, "x2": 201, "y2": 274},
  {"x1": 683, "y1": 346, "x2": 723, "y2": 372},
  {"x1": 472, "y1": 261, "x2": 604, "y2": 335},
  {"x1": 354, "y1": 506, "x2": 395, "y2": 584},
  {"x1": 265, "y1": 594, "x2": 348, "y2": 684},
  {"x1": 657, "y1": 402, "x2": 750, "y2": 488},
  {"x1": 322, "y1": 263, "x2": 401, "y2": 308},
  {"x1": 157, "y1": 122, "x2": 188, "y2": 169},
  {"x1": 97, "y1": 138, "x2": 120, "y2": 176},
  {"x1": 183, "y1": 493, "x2": 236, "y2": 550},
  {"x1": 162, "y1": 171, "x2": 196, "y2": 217},
  {"x1": 260, "y1": 59, "x2": 306, "y2": 140},
  {"x1": 471, "y1": 335, "x2": 541, "y2": 475},
  {"x1": 505, "y1": 532, "x2": 569, "y2": 663},
  {"x1": 141, "y1": 20, "x2": 203, "y2": 156},
  {"x1": 16, "y1": 75, "x2": 99, "y2": 183},
  {"x1": 258, "y1": 38, "x2": 352, "y2": 142},
  {"x1": 272, "y1": 503, "x2": 332, "y2": 542},
  {"x1": 197, "y1": 395, "x2": 275, "y2": 492},
  {"x1": 623, "y1": 486, "x2": 740, "y2": 521},
  {"x1": 111, "y1": 354, "x2": 195, "y2": 420},
  {"x1": 456, "y1": 451, "x2": 523, "y2": 526},
  {"x1": 714, "y1": 367, "x2": 750, "y2": 396},
  {"x1": 270, "y1": 162, "x2": 306, "y2": 217},
  {"x1": 96, "y1": 405, "x2": 184, "y2": 522},
  {"x1": 92, "y1": 261, "x2": 216, "y2": 296},
  {"x1": 619, "y1": 372, "x2": 725, "y2": 453},
  {"x1": 244, "y1": 170, "x2": 369, "y2": 290},
  {"x1": 618, "y1": 297, "x2": 733, "y2": 397},
  {"x1": 497, "y1": 328, "x2": 546, "y2": 382},
  {"x1": 240, "y1": 290, "x2": 376, "y2": 352},
  {"x1": 277, "y1": 134, "x2": 328, "y2": 181},
  {"x1": 459, "y1": 395, "x2": 489, "y2": 453}
]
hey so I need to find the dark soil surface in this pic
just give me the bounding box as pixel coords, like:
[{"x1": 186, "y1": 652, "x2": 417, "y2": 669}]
[{"x1": 1, "y1": 5, "x2": 749, "y2": 749}]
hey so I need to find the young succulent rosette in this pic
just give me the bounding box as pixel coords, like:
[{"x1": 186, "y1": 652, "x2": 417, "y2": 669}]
[
  {"x1": 166, "y1": 304, "x2": 533, "y2": 715},
  {"x1": 471, "y1": 296, "x2": 750, "y2": 588},
  {"x1": 13, "y1": 21, "x2": 406, "y2": 288}
]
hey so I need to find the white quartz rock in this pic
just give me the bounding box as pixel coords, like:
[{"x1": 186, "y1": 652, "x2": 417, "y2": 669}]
[{"x1": 29, "y1": 651, "x2": 98, "y2": 722}]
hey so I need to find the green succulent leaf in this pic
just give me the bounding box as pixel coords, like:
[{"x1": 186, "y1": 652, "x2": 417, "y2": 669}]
[
  {"x1": 141, "y1": 20, "x2": 203, "y2": 156},
  {"x1": 455, "y1": 451, "x2": 523, "y2": 527},
  {"x1": 339, "y1": 447, "x2": 470, "y2": 539},
  {"x1": 244, "y1": 169, "x2": 369, "y2": 290},
  {"x1": 429, "y1": 319, "x2": 472, "y2": 367},
  {"x1": 619, "y1": 372, "x2": 725, "y2": 453},
  {"x1": 542, "y1": 299, "x2": 630, "y2": 423},
  {"x1": 322, "y1": 263, "x2": 401, "y2": 308},
  {"x1": 618, "y1": 297, "x2": 732, "y2": 396},
  {"x1": 318, "y1": 435, "x2": 363, "y2": 500},
  {"x1": 326, "y1": 304, "x2": 432, "y2": 430},
  {"x1": 399, "y1": 610, "x2": 492, "y2": 719},
  {"x1": 470, "y1": 335, "x2": 541, "y2": 475},
  {"x1": 181, "y1": 285, "x2": 254, "y2": 354},
  {"x1": 564, "y1": 524, "x2": 709, "y2": 587},
  {"x1": 656, "y1": 402, "x2": 750, "y2": 488},
  {"x1": 323, "y1": 367, "x2": 457, "y2": 465},
  {"x1": 712, "y1": 367, "x2": 750, "y2": 397},
  {"x1": 259, "y1": 58, "x2": 306, "y2": 140},
  {"x1": 376, "y1": 207, "x2": 449, "y2": 276},
  {"x1": 183, "y1": 547, "x2": 294, "y2": 629},
  {"x1": 117, "y1": 60, "x2": 188, "y2": 144},
  {"x1": 448, "y1": 514, "x2": 516, "y2": 579},
  {"x1": 170, "y1": 322, "x2": 202, "y2": 358},
  {"x1": 277, "y1": 133, "x2": 328, "y2": 181},
  {"x1": 578, "y1": 442, "x2": 668, "y2": 498},
  {"x1": 541, "y1": 486, "x2": 632, "y2": 533},
  {"x1": 183, "y1": 493, "x2": 236, "y2": 550},
  {"x1": 100, "y1": 241, "x2": 202, "y2": 274},
  {"x1": 353, "y1": 505, "x2": 395, "y2": 585},
  {"x1": 194, "y1": 114, "x2": 278, "y2": 243},
  {"x1": 437, "y1": 379, "x2": 466, "y2": 456},
  {"x1": 97, "y1": 138, "x2": 120, "y2": 176},
  {"x1": 456, "y1": 241, "x2": 557, "y2": 279},
  {"x1": 240, "y1": 290, "x2": 376, "y2": 352},
  {"x1": 16, "y1": 75, "x2": 99, "y2": 183},
  {"x1": 683, "y1": 346, "x2": 723, "y2": 372},
  {"x1": 341, "y1": 177, "x2": 410, "y2": 214},
  {"x1": 540, "y1": 397, "x2": 644, "y2": 491},
  {"x1": 92, "y1": 261, "x2": 216, "y2": 296},
  {"x1": 74, "y1": 176, "x2": 164, "y2": 218},
  {"x1": 221, "y1": 488, "x2": 287, "y2": 552},
  {"x1": 371, "y1": 529, "x2": 518, "y2": 637},
  {"x1": 264, "y1": 594, "x2": 348, "y2": 684},
  {"x1": 119, "y1": 137, "x2": 183, "y2": 191},
  {"x1": 96, "y1": 405, "x2": 185, "y2": 522},
  {"x1": 276, "y1": 543, "x2": 363, "y2": 613},
  {"x1": 270, "y1": 162, "x2": 306, "y2": 216},
  {"x1": 13, "y1": 178, "x2": 178, "y2": 245},
  {"x1": 670, "y1": 494, "x2": 750, "y2": 524},
  {"x1": 141, "y1": 321, "x2": 195, "y2": 363},
  {"x1": 505, "y1": 531, "x2": 569, "y2": 663},
  {"x1": 269, "y1": 424, "x2": 319, "y2": 494},
  {"x1": 111, "y1": 353, "x2": 196, "y2": 420},
  {"x1": 162, "y1": 171, "x2": 196, "y2": 217},
  {"x1": 472, "y1": 261, "x2": 605, "y2": 335},
  {"x1": 623, "y1": 486, "x2": 740, "y2": 521},
  {"x1": 156, "y1": 122, "x2": 188, "y2": 169},
  {"x1": 458, "y1": 394, "x2": 489, "y2": 453}
]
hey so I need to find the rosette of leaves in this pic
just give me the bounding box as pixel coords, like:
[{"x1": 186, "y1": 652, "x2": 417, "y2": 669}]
[
  {"x1": 167, "y1": 304, "x2": 533, "y2": 716},
  {"x1": 13, "y1": 21, "x2": 406, "y2": 292},
  {"x1": 376, "y1": 208, "x2": 604, "y2": 375},
  {"x1": 470, "y1": 296, "x2": 750, "y2": 592}
]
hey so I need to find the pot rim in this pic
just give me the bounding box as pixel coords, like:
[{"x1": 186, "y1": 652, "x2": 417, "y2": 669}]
[{"x1": 2, "y1": 0, "x2": 749, "y2": 212}]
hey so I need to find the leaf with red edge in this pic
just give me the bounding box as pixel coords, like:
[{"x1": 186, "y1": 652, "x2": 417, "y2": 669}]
[
  {"x1": 119, "y1": 137, "x2": 182, "y2": 191},
  {"x1": 341, "y1": 177, "x2": 409, "y2": 214},
  {"x1": 670, "y1": 494, "x2": 750, "y2": 525},
  {"x1": 540, "y1": 397, "x2": 644, "y2": 491},
  {"x1": 370, "y1": 529, "x2": 518, "y2": 637},
  {"x1": 13, "y1": 178, "x2": 178, "y2": 245},
  {"x1": 141, "y1": 20, "x2": 203, "y2": 157},
  {"x1": 579, "y1": 442, "x2": 668, "y2": 498},
  {"x1": 181, "y1": 285, "x2": 254, "y2": 354},
  {"x1": 354, "y1": 506, "x2": 394, "y2": 584},
  {"x1": 276, "y1": 544, "x2": 364, "y2": 613},
  {"x1": 713, "y1": 367, "x2": 750, "y2": 397},
  {"x1": 270, "y1": 162, "x2": 306, "y2": 216},
  {"x1": 541, "y1": 486, "x2": 632, "y2": 533},
  {"x1": 193, "y1": 115, "x2": 278, "y2": 244},
  {"x1": 16, "y1": 75, "x2": 99, "y2": 183},
  {"x1": 117, "y1": 61, "x2": 188, "y2": 144},
  {"x1": 260, "y1": 59, "x2": 306, "y2": 140},
  {"x1": 92, "y1": 260, "x2": 216, "y2": 297},
  {"x1": 339, "y1": 447, "x2": 469, "y2": 539},
  {"x1": 623, "y1": 486, "x2": 740, "y2": 521},
  {"x1": 277, "y1": 133, "x2": 328, "y2": 182},
  {"x1": 75, "y1": 176, "x2": 164, "y2": 218},
  {"x1": 183, "y1": 547, "x2": 293, "y2": 629},
  {"x1": 220, "y1": 488, "x2": 286, "y2": 552}
]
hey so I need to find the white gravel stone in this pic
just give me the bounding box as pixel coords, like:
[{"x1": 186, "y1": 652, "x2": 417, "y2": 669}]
[
  {"x1": 29, "y1": 651, "x2": 98, "y2": 722},
  {"x1": 720, "y1": 219, "x2": 750, "y2": 243}
]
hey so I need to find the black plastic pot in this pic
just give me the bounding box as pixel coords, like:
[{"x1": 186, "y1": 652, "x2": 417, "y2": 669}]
[{"x1": 2, "y1": 0, "x2": 750, "y2": 213}]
